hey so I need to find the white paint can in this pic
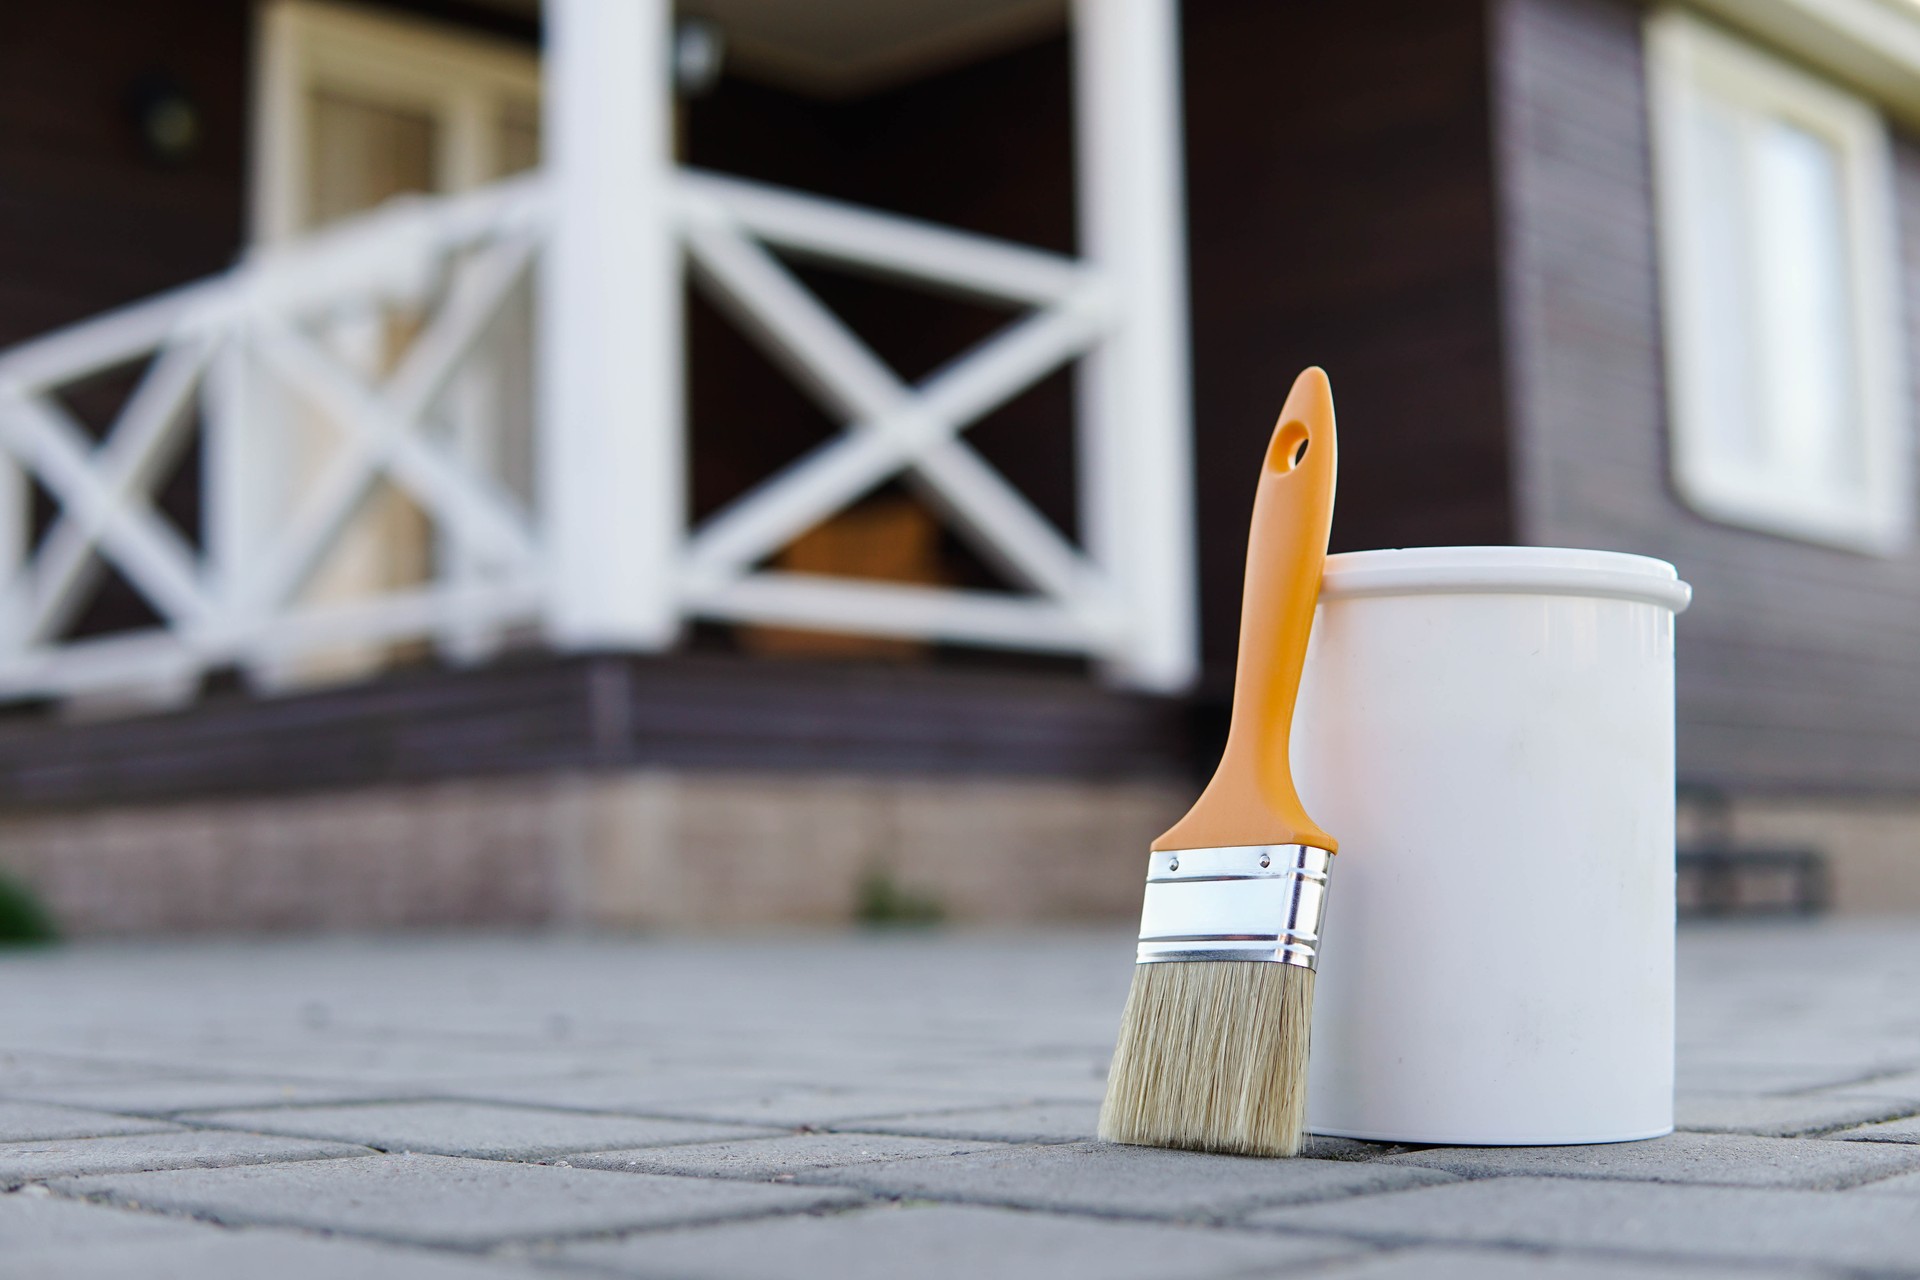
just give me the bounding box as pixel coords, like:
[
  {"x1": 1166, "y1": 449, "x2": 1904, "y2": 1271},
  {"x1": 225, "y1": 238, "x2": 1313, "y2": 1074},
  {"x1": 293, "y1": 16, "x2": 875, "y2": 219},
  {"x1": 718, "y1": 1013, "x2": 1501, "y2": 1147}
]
[{"x1": 1295, "y1": 546, "x2": 1692, "y2": 1145}]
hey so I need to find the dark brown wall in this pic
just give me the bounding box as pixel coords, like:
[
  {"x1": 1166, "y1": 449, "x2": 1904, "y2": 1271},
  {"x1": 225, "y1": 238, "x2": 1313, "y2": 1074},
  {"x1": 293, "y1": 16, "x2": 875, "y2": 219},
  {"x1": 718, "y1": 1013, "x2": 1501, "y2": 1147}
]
[
  {"x1": 1492, "y1": 0, "x2": 1920, "y2": 793},
  {"x1": 0, "y1": 0, "x2": 251, "y2": 347},
  {"x1": 1184, "y1": 0, "x2": 1514, "y2": 681}
]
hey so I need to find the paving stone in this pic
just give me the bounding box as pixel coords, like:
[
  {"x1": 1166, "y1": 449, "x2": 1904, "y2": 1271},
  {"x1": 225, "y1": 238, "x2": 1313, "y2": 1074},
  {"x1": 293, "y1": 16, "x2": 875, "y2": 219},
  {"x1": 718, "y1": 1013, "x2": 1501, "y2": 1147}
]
[
  {"x1": 1306, "y1": 1247, "x2": 1823, "y2": 1279},
  {"x1": 121, "y1": 1042, "x2": 604, "y2": 1086},
  {"x1": 833, "y1": 1101, "x2": 1099, "y2": 1143},
  {"x1": 0, "y1": 1052, "x2": 203, "y2": 1096},
  {"x1": 0, "y1": 1228, "x2": 548, "y2": 1279},
  {"x1": 839, "y1": 1103, "x2": 1392, "y2": 1157},
  {"x1": 1248, "y1": 1177, "x2": 1920, "y2": 1272},
  {"x1": 0, "y1": 1101, "x2": 175, "y2": 1141},
  {"x1": 444, "y1": 1075, "x2": 1017, "y2": 1128},
  {"x1": 1673, "y1": 1063, "x2": 1888, "y2": 1095},
  {"x1": 1848, "y1": 1168, "x2": 1920, "y2": 1194},
  {"x1": 1815, "y1": 1068, "x2": 1920, "y2": 1102},
  {"x1": 441, "y1": 1072, "x2": 797, "y2": 1115},
  {"x1": 1676, "y1": 1091, "x2": 1920, "y2": 1137},
  {"x1": 0, "y1": 1130, "x2": 370, "y2": 1186},
  {"x1": 0, "y1": 1186, "x2": 211, "y2": 1246},
  {"x1": 55, "y1": 1151, "x2": 869, "y2": 1248},
  {"x1": 1300, "y1": 1135, "x2": 1414, "y2": 1161},
  {"x1": 801, "y1": 1140, "x2": 1455, "y2": 1221},
  {"x1": 636, "y1": 1085, "x2": 1022, "y2": 1129},
  {"x1": 1677, "y1": 1046, "x2": 1920, "y2": 1078},
  {"x1": 1377, "y1": 1131, "x2": 1920, "y2": 1188},
  {"x1": 566, "y1": 1132, "x2": 1006, "y2": 1179},
  {"x1": 934, "y1": 1072, "x2": 1108, "y2": 1104},
  {"x1": 555, "y1": 1202, "x2": 1368, "y2": 1280},
  {"x1": 1830, "y1": 1113, "x2": 1920, "y2": 1144},
  {"x1": 190, "y1": 1100, "x2": 774, "y2": 1160},
  {"x1": 15, "y1": 1078, "x2": 408, "y2": 1115}
]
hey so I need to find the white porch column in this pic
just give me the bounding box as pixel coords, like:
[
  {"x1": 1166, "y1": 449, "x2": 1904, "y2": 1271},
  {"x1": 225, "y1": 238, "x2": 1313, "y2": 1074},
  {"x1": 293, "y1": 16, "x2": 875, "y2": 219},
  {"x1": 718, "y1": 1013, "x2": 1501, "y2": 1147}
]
[
  {"x1": 539, "y1": 0, "x2": 684, "y2": 649},
  {"x1": 1072, "y1": 0, "x2": 1198, "y2": 693}
]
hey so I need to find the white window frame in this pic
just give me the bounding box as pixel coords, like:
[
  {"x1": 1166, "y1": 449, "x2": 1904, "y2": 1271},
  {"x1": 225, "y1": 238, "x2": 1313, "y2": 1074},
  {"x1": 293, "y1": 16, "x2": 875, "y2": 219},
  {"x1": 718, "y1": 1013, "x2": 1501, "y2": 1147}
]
[{"x1": 1646, "y1": 8, "x2": 1910, "y2": 554}]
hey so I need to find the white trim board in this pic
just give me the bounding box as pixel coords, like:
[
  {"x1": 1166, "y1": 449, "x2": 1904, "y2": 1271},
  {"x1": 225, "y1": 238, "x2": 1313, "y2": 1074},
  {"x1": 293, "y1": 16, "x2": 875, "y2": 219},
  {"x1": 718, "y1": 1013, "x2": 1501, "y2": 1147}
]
[{"x1": 1683, "y1": 0, "x2": 1920, "y2": 129}]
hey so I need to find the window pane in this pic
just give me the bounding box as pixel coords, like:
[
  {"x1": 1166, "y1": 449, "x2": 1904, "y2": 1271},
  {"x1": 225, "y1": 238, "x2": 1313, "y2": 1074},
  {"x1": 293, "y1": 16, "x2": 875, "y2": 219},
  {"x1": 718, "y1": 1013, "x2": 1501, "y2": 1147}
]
[
  {"x1": 1684, "y1": 95, "x2": 1761, "y2": 470},
  {"x1": 1752, "y1": 119, "x2": 1858, "y2": 489}
]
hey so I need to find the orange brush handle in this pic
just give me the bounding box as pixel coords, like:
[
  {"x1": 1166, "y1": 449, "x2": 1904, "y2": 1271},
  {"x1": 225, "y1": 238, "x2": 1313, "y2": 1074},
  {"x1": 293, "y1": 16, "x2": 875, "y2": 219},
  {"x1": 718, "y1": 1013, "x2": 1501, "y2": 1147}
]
[{"x1": 1153, "y1": 367, "x2": 1338, "y2": 855}]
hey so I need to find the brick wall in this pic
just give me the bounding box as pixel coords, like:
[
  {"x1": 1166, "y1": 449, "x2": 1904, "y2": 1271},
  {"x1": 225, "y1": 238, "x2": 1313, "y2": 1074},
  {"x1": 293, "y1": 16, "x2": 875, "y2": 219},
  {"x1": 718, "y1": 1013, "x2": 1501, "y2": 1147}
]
[{"x1": 0, "y1": 768, "x2": 1187, "y2": 935}]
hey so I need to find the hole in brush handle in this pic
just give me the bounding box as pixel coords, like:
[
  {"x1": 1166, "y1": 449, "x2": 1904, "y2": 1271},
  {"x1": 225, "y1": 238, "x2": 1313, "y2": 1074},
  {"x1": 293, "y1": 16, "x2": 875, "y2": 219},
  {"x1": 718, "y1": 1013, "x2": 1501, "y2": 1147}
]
[{"x1": 1268, "y1": 420, "x2": 1310, "y2": 472}]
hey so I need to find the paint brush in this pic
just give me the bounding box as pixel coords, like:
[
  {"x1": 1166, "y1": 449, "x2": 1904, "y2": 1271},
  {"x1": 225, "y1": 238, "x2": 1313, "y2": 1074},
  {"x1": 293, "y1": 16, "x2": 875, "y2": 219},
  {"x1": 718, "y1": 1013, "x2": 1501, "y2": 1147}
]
[{"x1": 1098, "y1": 366, "x2": 1339, "y2": 1157}]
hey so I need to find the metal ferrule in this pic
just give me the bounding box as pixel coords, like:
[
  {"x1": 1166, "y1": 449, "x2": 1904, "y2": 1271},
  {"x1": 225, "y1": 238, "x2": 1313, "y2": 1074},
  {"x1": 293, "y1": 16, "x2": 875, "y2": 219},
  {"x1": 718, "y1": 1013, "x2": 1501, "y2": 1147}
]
[{"x1": 1134, "y1": 844, "x2": 1332, "y2": 968}]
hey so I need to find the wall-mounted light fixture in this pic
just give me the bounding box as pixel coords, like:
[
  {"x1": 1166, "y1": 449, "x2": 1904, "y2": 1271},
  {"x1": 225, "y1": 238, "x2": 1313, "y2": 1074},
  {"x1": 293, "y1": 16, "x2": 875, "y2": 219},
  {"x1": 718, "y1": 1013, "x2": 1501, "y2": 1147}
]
[
  {"x1": 674, "y1": 17, "x2": 725, "y2": 96},
  {"x1": 126, "y1": 71, "x2": 202, "y2": 167}
]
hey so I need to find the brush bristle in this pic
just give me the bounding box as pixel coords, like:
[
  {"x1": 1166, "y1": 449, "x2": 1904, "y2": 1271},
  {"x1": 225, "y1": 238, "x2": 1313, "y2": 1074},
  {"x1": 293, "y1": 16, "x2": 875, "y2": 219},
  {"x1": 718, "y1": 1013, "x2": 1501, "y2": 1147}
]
[{"x1": 1098, "y1": 961, "x2": 1314, "y2": 1157}]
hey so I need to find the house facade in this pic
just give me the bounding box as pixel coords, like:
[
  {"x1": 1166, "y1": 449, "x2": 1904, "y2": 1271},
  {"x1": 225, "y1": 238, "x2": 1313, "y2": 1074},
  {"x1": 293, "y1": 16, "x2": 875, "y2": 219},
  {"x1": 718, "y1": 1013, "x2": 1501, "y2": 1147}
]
[{"x1": 0, "y1": 0, "x2": 1916, "y2": 931}]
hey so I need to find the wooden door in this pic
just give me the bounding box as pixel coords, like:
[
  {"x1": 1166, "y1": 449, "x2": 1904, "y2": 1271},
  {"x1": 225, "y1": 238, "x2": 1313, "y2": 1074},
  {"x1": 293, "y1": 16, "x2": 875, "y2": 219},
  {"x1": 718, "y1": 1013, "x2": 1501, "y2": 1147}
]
[{"x1": 251, "y1": 0, "x2": 539, "y2": 683}]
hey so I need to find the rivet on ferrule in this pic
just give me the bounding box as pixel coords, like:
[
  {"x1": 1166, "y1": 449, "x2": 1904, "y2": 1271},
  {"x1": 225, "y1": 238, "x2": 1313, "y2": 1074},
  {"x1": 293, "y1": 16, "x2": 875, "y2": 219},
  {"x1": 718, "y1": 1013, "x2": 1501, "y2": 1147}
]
[{"x1": 1133, "y1": 844, "x2": 1332, "y2": 969}]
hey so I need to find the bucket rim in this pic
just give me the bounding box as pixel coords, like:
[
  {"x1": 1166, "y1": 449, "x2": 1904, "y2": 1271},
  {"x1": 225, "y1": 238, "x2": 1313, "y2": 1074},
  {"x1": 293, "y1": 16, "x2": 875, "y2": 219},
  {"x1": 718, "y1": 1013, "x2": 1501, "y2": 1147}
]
[{"x1": 1322, "y1": 546, "x2": 1691, "y2": 613}]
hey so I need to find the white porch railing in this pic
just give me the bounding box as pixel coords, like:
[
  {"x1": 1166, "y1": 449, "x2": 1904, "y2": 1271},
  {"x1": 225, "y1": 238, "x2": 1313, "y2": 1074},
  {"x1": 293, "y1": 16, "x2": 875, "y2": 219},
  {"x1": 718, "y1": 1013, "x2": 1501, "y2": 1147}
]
[
  {"x1": 0, "y1": 0, "x2": 1197, "y2": 705},
  {"x1": 0, "y1": 177, "x2": 550, "y2": 701}
]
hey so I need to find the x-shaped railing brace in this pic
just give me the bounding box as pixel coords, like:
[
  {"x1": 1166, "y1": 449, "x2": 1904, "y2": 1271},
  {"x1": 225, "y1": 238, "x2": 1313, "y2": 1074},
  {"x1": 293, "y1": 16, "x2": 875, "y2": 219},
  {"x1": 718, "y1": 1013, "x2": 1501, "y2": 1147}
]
[
  {"x1": 677, "y1": 190, "x2": 1119, "y2": 638},
  {"x1": 241, "y1": 234, "x2": 540, "y2": 615},
  {"x1": 0, "y1": 348, "x2": 216, "y2": 647}
]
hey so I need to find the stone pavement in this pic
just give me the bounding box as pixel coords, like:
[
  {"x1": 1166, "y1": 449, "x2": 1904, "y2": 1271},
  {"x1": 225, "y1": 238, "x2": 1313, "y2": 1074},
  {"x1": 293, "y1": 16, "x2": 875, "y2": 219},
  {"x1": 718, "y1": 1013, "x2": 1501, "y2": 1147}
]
[{"x1": 2, "y1": 922, "x2": 1920, "y2": 1278}]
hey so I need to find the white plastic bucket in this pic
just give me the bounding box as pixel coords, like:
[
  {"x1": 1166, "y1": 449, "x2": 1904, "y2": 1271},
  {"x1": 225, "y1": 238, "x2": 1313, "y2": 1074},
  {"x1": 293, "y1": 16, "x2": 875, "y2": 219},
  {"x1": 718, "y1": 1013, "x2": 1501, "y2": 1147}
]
[{"x1": 1295, "y1": 546, "x2": 1691, "y2": 1145}]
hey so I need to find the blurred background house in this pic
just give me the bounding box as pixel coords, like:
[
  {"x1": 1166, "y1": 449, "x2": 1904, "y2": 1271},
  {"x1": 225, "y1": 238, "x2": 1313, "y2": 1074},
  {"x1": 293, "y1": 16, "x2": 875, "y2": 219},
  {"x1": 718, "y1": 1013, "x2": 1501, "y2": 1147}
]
[{"x1": 0, "y1": 0, "x2": 1914, "y2": 933}]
